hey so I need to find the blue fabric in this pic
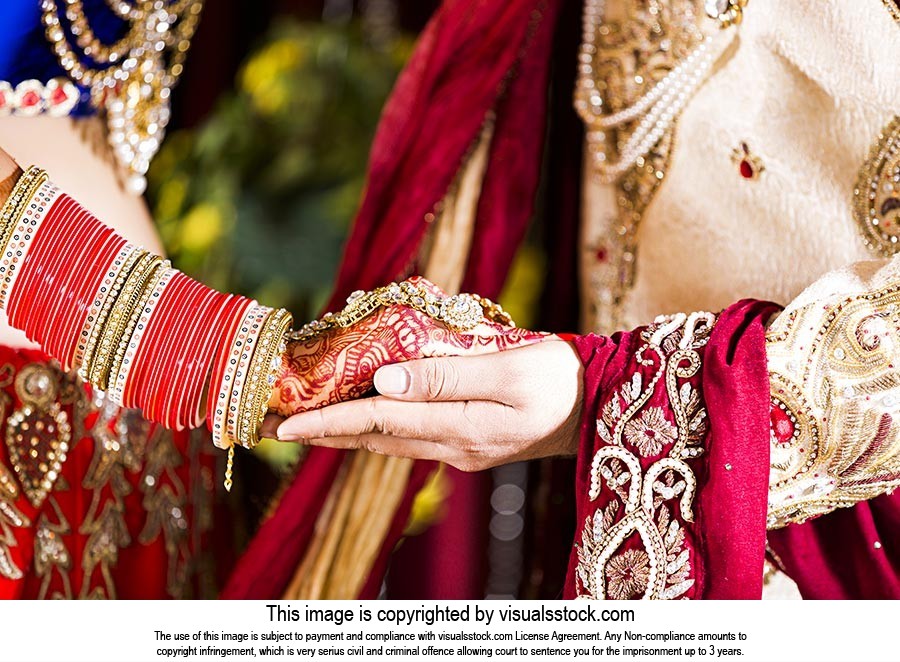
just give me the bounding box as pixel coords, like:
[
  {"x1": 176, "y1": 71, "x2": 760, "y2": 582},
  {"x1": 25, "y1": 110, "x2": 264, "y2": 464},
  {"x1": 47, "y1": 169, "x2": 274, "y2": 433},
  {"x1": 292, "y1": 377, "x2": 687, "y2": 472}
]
[{"x1": 0, "y1": 0, "x2": 128, "y2": 116}]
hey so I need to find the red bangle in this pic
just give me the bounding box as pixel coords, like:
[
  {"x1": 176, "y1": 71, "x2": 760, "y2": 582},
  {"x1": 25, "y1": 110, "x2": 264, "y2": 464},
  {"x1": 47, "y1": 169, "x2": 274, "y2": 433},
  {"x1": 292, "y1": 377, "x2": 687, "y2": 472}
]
[
  {"x1": 12, "y1": 199, "x2": 96, "y2": 347},
  {"x1": 135, "y1": 270, "x2": 192, "y2": 423},
  {"x1": 168, "y1": 284, "x2": 217, "y2": 429},
  {"x1": 58, "y1": 230, "x2": 120, "y2": 368},
  {"x1": 43, "y1": 218, "x2": 112, "y2": 362},
  {"x1": 178, "y1": 290, "x2": 232, "y2": 429},
  {"x1": 206, "y1": 296, "x2": 249, "y2": 435},
  {"x1": 1, "y1": 181, "x2": 59, "y2": 312},
  {"x1": 115, "y1": 266, "x2": 175, "y2": 408}
]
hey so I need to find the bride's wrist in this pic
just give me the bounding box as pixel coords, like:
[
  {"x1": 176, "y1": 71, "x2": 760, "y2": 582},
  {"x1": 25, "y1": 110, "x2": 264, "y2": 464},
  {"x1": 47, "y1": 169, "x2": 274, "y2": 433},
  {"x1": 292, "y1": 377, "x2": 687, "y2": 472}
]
[{"x1": 0, "y1": 164, "x2": 23, "y2": 209}]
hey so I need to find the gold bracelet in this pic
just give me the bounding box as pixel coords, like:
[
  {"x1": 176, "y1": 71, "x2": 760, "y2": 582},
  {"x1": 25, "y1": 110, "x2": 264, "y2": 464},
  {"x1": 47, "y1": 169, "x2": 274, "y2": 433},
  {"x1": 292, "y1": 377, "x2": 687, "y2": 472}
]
[
  {"x1": 106, "y1": 260, "x2": 170, "y2": 402},
  {"x1": 237, "y1": 307, "x2": 292, "y2": 450},
  {"x1": 88, "y1": 251, "x2": 159, "y2": 389},
  {"x1": 79, "y1": 245, "x2": 145, "y2": 382},
  {"x1": 288, "y1": 279, "x2": 514, "y2": 343},
  {"x1": 0, "y1": 167, "x2": 47, "y2": 259}
]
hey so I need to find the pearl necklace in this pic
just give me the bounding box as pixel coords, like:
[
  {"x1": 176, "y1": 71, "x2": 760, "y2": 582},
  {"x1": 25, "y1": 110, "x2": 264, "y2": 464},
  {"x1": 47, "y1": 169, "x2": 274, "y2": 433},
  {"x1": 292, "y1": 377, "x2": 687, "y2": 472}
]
[
  {"x1": 40, "y1": 0, "x2": 204, "y2": 194},
  {"x1": 575, "y1": 0, "x2": 740, "y2": 184}
]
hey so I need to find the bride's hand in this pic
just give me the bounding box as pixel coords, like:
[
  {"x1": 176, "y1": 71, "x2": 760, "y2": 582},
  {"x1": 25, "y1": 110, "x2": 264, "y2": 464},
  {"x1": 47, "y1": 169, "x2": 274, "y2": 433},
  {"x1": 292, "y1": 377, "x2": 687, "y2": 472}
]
[{"x1": 266, "y1": 277, "x2": 548, "y2": 417}]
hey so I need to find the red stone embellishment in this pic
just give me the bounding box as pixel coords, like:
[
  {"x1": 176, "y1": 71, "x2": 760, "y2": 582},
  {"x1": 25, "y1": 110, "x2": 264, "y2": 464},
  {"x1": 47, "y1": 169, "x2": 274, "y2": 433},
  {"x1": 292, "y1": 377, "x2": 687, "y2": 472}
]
[
  {"x1": 0, "y1": 78, "x2": 79, "y2": 118},
  {"x1": 770, "y1": 397, "x2": 799, "y2": 446},
  {"x1": 0, "y1": 82, "x2": 11, "y2": 114},
  {"x1": 731, "y1": 141, "x2": 764, "y2": 181}
]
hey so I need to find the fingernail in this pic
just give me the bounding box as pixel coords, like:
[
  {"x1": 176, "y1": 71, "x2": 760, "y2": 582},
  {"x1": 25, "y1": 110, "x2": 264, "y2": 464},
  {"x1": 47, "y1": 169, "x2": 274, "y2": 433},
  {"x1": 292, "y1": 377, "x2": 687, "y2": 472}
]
[
  {"x1": 277, "y1": 423, "x2": 300, "y2": 441},
  {"x1": 375, "y1": 365, "x2": 410, "y2": 395}
]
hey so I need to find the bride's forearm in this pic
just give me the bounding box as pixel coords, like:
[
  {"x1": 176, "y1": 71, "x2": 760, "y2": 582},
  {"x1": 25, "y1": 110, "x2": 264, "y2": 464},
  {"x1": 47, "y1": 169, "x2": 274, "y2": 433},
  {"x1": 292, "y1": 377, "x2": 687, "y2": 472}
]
[
  {"x1": 0, "y1": 161, "x2": 291, "y2": 462},
  {"x1": 0, "y1": 161, "x2": 21, "y2": 204}
]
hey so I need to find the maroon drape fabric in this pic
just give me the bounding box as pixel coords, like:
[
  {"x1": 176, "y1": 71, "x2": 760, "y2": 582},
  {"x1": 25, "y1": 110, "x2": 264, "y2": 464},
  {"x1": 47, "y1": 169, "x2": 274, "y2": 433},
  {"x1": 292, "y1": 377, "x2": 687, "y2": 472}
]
[
  {"x1": 564, "y1": 301, "x2": 779, "y2": 599},
  {"x1": 768, "y1": 493, "x2": 900, "y2": 599},
  {"x1": 222, "y1": 0, "x2": 564, "y2": 599}
]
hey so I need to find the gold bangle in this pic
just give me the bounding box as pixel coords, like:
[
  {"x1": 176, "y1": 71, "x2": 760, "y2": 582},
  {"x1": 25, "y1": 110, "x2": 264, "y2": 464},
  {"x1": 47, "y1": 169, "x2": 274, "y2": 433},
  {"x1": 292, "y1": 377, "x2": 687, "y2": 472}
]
[
  {"x1": 0, "y1": 167, "x2": 47, "y2": 258},
  {"x1": 288, "y1": 279, "x2": 515, "y2": 343},
  {"x1": 79, "y1": 245, "x2": 145, "y2": 382},
  {"x1": 88, "y1": 251, "x2": 158, "y2": 389},
  {"x1": 106, "y1": 260, "x2": 170, "y2": 401},
  {"x1": 237, "y1": 307, "x2": 292, "y2": 449}
]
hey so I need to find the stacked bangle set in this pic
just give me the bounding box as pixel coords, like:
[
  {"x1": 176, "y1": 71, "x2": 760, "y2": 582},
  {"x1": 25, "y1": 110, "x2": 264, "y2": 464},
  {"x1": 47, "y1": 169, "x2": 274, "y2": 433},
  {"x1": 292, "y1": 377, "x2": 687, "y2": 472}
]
[
  {"x1": 0, "y1": 167, "x2": 292, "y2": 489},
  {"x1": 0, "y1": 167, "x2": 520, "y2": 491}
]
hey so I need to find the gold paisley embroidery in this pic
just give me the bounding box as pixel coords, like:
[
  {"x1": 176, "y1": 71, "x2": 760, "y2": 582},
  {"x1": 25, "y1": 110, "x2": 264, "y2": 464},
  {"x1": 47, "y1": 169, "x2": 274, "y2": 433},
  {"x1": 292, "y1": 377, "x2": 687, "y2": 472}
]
[
  {"x1": 139, "y1": 424, "x2": 191, "y2": 598},
  {"x1": 77, "y1": 389, "x2": 133, "y2": 600},
  {"x1": 854, "y1": 116, "x2": 900, "y2": 257},
  {"x1": 0, "y1": 358, "x2": 210, "y2": 599},
  {"x1": 767, "y1": 284, "x2": 900, "y2": 527},
  {"x1": 5, "y1": 364, "x2": 72, "y2": 509},
  {"x1": 575, "y1": 311, "x2": 714, "y2": 600},
  {"x1": 0, "y1": 364, "x2": 28, "y2": 581}
]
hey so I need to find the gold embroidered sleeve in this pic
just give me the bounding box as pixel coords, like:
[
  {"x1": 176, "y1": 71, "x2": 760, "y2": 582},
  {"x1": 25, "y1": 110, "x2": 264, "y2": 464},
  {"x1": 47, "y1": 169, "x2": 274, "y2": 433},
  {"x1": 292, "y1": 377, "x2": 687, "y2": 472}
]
[{"x1": 766, "y1": 256, "x2": 900, "y2": 528}]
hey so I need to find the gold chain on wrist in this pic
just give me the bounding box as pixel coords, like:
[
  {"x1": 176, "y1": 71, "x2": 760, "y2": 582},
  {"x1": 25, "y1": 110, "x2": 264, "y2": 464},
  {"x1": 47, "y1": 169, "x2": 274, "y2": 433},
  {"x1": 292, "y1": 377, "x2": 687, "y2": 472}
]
[{"x1": 289, "y1": 280, "x2": 515, "y2": 344}]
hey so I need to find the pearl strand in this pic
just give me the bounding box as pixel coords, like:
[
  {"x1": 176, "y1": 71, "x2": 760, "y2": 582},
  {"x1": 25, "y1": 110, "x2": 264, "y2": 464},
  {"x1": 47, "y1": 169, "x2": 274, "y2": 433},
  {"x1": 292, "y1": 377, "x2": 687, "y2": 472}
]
[{"x1": 575, "y1": 0, "x2": 736, "y2": 183}]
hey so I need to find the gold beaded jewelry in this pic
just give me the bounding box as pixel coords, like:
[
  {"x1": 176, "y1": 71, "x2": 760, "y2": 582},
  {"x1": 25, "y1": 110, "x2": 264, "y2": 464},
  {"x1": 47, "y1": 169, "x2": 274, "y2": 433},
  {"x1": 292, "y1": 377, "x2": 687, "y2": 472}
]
[
  {"x1": 0, "y1": 167, "x2": 47, "y2": 256},
  {"x1": 78, "y1": 245, "x2": 144, "y2": 382},
  {"x1": 106, "y1": 260, "x2": 170, "y2": 402},
  {"x1": 238, "y1": 308, "x2": 293, "y2": 450},
  {"x1": 88, "y1": 251, "x2": 159, "y2": 388},
  {"x1": 40, "y1": 0, "x2": 205, "y2": 193},
  {"x1": 289, "y1": 280, "x2": 514, "y2": 343}
]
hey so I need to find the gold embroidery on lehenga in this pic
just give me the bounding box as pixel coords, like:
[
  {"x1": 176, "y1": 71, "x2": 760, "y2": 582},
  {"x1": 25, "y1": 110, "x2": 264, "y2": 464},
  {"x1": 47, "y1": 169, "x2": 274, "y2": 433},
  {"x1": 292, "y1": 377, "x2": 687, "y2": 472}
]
[
  {"x1": 575, "y1": 311, "x2": 714, "y2": 599},
  {"x1": 77, "y1": 386, "x2": 132, "y2": 599},
  {"x1": 766, "y1": 284, "x2": 900, "y2": 527},
  {"x1": 0, "y1": 357, "x2": 209, "y2": 598},
  {"x1": 5, "y1": 364, "x2": 72, "y2": 508},
  {"x1": 138, "y1": 423, "x2": 191, "y2": 598},
  {"x1": 575, "y1": 0, "x2": 721, "y2": 332},
  {"x1": 0, "y1": 460, "x2": 28, "y2": 580},
  {"x1": 854, "y1": 116, "x2": 900, "y2": 257},
  {"x1": 0, "y1": 364, "x2": 28, "y2": 581},
  {"x1": 35, "y1": 496, "x2": 73, "y2": 599}
]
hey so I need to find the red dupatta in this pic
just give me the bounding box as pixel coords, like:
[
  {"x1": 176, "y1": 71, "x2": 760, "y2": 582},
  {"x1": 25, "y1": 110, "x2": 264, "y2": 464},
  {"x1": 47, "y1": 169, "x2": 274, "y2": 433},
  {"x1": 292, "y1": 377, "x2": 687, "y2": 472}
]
[{"x1": 222, "y1": 0, "x2": 566, "y2": 599}]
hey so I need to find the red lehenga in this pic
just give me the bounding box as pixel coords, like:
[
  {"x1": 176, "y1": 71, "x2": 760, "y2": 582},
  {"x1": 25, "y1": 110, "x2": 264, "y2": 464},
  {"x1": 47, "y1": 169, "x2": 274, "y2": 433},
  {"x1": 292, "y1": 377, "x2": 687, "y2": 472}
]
[{"x1": 0, "y1": 346, "x2": 218, "y2": 599}]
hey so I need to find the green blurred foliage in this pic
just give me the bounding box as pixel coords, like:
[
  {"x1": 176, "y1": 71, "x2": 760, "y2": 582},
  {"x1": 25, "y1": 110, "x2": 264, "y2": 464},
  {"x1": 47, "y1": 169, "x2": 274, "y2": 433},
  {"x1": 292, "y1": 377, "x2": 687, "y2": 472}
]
[{"x1": 147, "y1": 20, "x2": 413, "y2": 322}]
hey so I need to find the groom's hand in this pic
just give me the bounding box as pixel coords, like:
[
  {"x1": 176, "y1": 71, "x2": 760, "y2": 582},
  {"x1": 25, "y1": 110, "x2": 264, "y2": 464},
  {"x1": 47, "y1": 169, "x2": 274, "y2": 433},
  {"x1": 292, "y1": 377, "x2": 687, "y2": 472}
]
[
  {"x1": 273, "y1": 339, "x2": 583, "y2": 471},
  {"x1": 266, "y1": 277, "x2": 548, "y2": 420}
]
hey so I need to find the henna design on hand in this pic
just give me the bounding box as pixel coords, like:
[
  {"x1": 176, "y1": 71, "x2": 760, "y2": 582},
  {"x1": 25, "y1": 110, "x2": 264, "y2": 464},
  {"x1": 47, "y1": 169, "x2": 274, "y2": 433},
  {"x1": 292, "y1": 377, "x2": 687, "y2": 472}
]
[{"x1": 268, "y1": 281, "x2": 548, "y2": 416}]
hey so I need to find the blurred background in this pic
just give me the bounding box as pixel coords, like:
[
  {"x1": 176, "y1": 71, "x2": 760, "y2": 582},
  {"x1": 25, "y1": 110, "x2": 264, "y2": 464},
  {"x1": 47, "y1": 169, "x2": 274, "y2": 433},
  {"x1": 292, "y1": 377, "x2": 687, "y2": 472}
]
[
  {"x1": 149, "y1": 0, "x2": 546, "y2": 453},
  {"x1": 150, "y1": 0, "x2": 437, "y2": 320},
  {"x1": 150, "y1": 0, "x2": 557, "y2": 598}
]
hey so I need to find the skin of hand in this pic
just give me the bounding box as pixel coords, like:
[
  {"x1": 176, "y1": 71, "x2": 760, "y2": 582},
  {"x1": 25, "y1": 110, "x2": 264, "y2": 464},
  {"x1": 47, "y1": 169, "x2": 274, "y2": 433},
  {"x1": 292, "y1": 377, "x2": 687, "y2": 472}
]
[
  {"x1": 269, "y1": 338, "x2": 584, "y2": 472},
  {"x1": 267, "y1": 277, "x2": 549, "y2": 417},
  {"x1": 0, "y1": 148, "x2": 19, "y2": 196}
]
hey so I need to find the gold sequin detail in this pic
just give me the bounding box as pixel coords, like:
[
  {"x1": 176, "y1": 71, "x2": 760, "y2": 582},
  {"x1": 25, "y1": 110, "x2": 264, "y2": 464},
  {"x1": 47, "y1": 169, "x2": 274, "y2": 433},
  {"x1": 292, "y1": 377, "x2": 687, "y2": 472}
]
[
  {"x1": 767, "y1": 284, "x2": 900, "y2": 527},
  {"x1": 575, "y1": 0, "x2": 717, "y2": 333},
  {"x1": 854, "y1": 117, "x2": 900, "y2": 257}
]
